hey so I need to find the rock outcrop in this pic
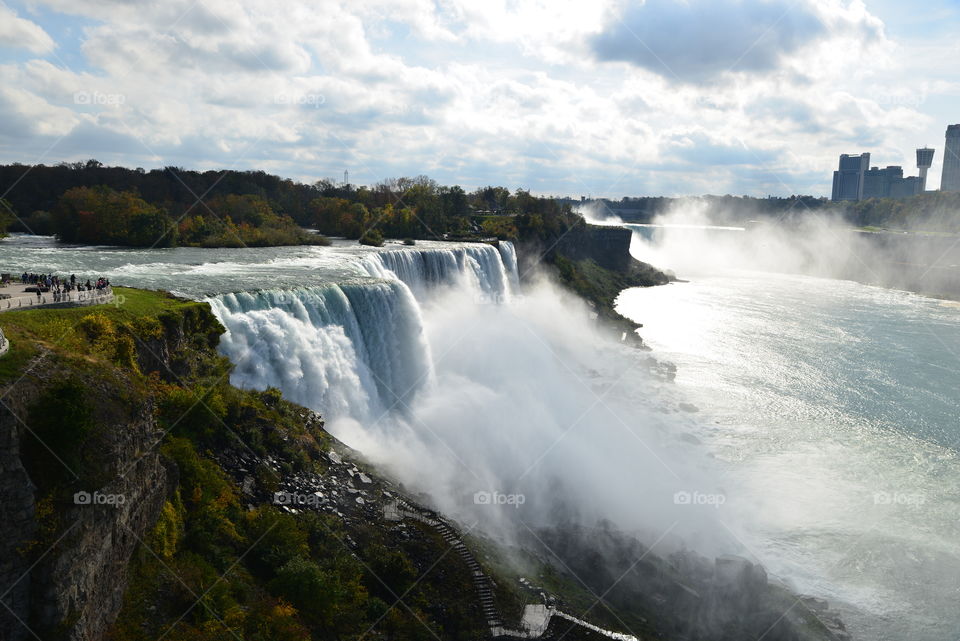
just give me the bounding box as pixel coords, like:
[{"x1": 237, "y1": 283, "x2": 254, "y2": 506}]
[
  {"x1": 553, "y1": 224, "x2": 636, "y2": 272},
  {"x1": 0, "y1": 320, "x2": 185, "y2": 640}
]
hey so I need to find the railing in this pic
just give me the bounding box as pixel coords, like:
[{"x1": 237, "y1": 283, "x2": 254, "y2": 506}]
[
  {"x1": 0, "y1": 286, "x2": 114, "y2": 312},
  {"x1": 385, "y1": 498, "x2": 639, "y2": 641}
]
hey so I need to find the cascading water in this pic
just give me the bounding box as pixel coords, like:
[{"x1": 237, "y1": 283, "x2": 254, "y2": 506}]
[
  {"x1": 497, "y1": 241, "x2": 520, "y2": 288},
  {"x1": 362, "y1": 243, "x2": 517, "y2": 301},
  {"x1": 208, "y1": 280, "x2": 433, "y2": 423},
  {"x1": 2, "y1": 233, "x2": 952, "y2": 639},
  {"x1": 208, "y1": 242, "x2": 518, "y2": 424}
]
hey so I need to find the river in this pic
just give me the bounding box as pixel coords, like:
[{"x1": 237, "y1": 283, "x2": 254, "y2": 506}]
[{"x1": 621, "y1": 225, "x2": 960, "y2": 640}]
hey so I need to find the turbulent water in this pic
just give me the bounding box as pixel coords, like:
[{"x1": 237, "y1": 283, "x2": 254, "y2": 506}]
[
  {"x1": 3, "y1": 230, "x2": 959, "y2": 639},
  {"x1": 208, "y1": 283, "x2": 433, "y2": 421},
  {"x1": 622, "y1": 226, "x2": 960, "y2": 641}
]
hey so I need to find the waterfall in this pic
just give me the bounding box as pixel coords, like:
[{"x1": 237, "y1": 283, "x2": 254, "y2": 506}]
[
  {"x1": 205, "y1": 239, "x2": 722, "y2": 570},
  {"x1": 363, "y1": 242, "x2": 517, "y2": 301},
  {"x1": 208, "y1": 280, "x2": 433, "y2": 422},
  {"x1": 208, "y1": 242, "x2": 518, "y2": 422},
  {"x1": 498, "y1": 241, "x2": 520, "y2": 288}
]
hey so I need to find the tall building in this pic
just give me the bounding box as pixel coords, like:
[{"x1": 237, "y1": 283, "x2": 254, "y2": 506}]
[
  {"x1": 832, "y1": 153, "x2": 870, "y2": 201},
  {"x1": 942, "y1": 125, "x2": 960, "y2": 192},
  {"x1": 861, "y1": 165, "x2": 924, "y2": 199},
  {"x1": 863, "y1": 165, "x2": 903, "y2": 199},
  {"x1": 891, "y1": 176, "x2": 922, "y2": 199},
  {"x1": 916, "y1": 147, "x2": 935, "y2": 192}
]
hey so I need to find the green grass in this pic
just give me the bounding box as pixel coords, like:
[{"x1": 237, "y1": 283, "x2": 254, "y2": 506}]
[{"x1": 0, "y1": 287, "x2": 204, "y2": 383}]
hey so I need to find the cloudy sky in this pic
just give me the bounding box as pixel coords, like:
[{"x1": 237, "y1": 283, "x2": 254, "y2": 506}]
[{"x1": 1, "y1": 0, "x2": 958, "y2": 197}]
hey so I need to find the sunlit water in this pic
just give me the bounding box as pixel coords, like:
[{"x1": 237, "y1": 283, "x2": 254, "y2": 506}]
[{"x1": 618, "y1": 272, "x2": 960, "y2": 640}]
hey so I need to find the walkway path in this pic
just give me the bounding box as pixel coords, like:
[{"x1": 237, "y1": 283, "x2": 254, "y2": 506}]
[
  {"x1": 385, "y1": 498, "x2": 638, "y2": 640},
  {"x1": 0, "y1": 283, "x2": 114, "y2": 313}
]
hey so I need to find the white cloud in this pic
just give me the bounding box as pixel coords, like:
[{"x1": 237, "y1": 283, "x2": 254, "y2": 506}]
[
  {"x1": 0, "y1": 2, "x2": 55, "y2": 53},
  {"x1": 0, "y1": 0, "x2": 953, "y2": 196}
]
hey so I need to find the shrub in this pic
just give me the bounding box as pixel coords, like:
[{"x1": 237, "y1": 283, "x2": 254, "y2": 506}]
[
  {"x1": 359, "y1": 229, "x2": 384, "y2": 247},
  {"x1": 147, "y1": 494, "x2": 186, "y2": 560}
]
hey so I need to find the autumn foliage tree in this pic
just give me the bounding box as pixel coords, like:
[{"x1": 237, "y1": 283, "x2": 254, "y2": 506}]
[
  {"x1": 52, "y1": 188, "x2": 327, "y2": 248},
  {"x1": 53, "y1": 186, "x2": 176, "y2": 247}
]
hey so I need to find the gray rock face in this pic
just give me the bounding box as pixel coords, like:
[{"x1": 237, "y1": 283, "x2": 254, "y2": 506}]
[
  {"x1": 715, "y1": 554, "x2": 768, "y2": 593},
  {"x1": 554, "y1": 224, "x2": 636, "y2": 271},
  {"x1": 0, "y1": 391, "x2": 38, "y2": 641},
  {"x1": 0, "y1": 359, "x2": 169, "y2": 641},
  {"x1": 42, "y1": 409, "x2": 168, "y2": 641}
]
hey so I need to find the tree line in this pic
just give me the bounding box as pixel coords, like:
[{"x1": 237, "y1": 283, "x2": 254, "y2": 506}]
[
  {"x1": 843, "y1": 190, "x2": 960, "y2": 232},
  {"x1": 5, "y1": 159, "x2": 953, "y2": 247},
  {"x1": 0, "y1": 160, "x2": 579, "y2": 247}
]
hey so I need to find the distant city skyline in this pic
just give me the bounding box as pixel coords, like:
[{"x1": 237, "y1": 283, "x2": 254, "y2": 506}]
[
  {"x1": 831, "y1": 123, "x2": 959, "y2": 202},
  {"x1": 0, "y1": 0, "x2": 958, "y2": 199}
]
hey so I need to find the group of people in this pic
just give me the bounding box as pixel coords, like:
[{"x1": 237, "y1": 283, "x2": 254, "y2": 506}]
[{"x1": 18, "y1": 272, "x2": 111, "y2": 302}]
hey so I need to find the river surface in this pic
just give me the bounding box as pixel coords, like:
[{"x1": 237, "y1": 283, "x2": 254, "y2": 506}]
[{"x1": 621, "y1": 228, "x2": 960, "y2": 640}]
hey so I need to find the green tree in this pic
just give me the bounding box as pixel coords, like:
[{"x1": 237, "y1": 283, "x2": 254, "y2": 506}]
[{"x1": 0, "y1": 198, "x2": 15, "y2": 237}]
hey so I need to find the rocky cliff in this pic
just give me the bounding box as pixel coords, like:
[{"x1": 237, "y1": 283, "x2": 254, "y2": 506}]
[
  {"x1": 552, "y1": 223, "x2": 636, "y2": 272},
  {"x1": 0, "y1": 297, "x2": 219, "y2": 640},
  {"x1": 0, "y1": 358, "x2": 167, "y2": 641}
]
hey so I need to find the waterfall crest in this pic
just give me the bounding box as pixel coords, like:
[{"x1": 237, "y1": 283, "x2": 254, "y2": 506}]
[{"x1": 362, "y1": 242, "x2": 518, "y2": 300}]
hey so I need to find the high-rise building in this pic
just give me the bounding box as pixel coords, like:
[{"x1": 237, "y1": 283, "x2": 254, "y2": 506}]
[
  {"x1": 832, "y1": 153, "x2": 870, "y2": 201},
  {"x1": 863, "y1": 165, "x2": 903, "y2": 199},
  {"x1": 916, "y1": 147, "x2": 935, "y2": 192},
  {"x1": 942, "y1": 125, "x2": 960, "y2": 192},
  {"x1": 891, "y1": 176, "x2": 922, "y2": 199}
]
